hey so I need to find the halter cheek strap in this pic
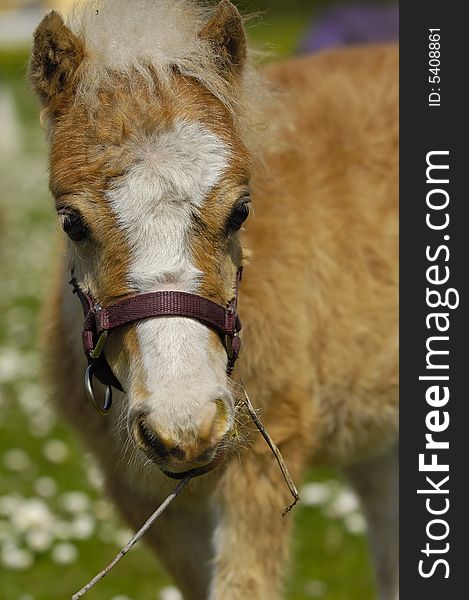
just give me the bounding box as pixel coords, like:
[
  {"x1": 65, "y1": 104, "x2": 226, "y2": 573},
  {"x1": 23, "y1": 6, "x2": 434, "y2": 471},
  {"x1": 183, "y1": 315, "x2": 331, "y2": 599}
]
[{"x1": 70, "y1": 269, "x2": 243, "y2": 413}]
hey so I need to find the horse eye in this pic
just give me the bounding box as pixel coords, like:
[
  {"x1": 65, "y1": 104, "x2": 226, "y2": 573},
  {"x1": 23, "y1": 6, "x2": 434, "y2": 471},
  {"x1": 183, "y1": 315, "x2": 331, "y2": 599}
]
[
  {"x1": 228, "y1": 199, "x2": 250, "y2": 232},
  {"x1": 59, "y1": 209, "x2": 88, "y2": 241}
]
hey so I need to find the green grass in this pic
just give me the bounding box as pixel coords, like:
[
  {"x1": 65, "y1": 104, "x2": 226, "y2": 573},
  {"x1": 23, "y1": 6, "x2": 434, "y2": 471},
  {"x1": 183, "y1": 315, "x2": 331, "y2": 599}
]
[
  {"x1": 0, "y1": 16, "x2": 375, "y2": 600},
  {"x1": 247, "y1": 11, "x2": 313, "y2": 56}
]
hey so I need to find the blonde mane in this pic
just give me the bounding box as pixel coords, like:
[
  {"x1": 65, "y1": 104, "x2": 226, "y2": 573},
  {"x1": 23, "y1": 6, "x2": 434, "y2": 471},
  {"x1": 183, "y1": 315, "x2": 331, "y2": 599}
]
[{"x1": 66, "y1": 0, "x2": 269, "y2": 138}]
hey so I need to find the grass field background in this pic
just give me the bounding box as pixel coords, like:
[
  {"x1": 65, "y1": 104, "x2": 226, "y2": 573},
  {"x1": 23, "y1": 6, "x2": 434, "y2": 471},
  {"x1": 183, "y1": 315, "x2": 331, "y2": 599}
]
[{"x1": 0, "y1": 8, "x2": 375, "y2": 600}]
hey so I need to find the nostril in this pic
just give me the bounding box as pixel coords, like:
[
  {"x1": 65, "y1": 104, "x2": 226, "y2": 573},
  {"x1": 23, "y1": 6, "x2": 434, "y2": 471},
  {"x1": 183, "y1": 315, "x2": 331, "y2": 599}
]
[
  {"x1": 135, "y1": 417, "x2": 170, "y2": 460},
  {"x1": 196, "y1": 398, "x2": 231, "y2": 445},
  {"x1": 198, "y1": 401, "x2": 218, "y2": 442}
]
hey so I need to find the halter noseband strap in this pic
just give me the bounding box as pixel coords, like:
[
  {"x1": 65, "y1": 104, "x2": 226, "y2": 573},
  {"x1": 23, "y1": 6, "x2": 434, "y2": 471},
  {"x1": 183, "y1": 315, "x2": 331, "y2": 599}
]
[{"x1": 70, "y1": 269, "x2": 243, "y2": 413}]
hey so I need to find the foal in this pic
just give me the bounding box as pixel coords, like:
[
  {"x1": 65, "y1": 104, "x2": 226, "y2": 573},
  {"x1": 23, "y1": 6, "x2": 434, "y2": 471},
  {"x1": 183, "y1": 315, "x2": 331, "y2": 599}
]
[{"x1": 30, "y1": 1, "x2": 398, "y2": 598}]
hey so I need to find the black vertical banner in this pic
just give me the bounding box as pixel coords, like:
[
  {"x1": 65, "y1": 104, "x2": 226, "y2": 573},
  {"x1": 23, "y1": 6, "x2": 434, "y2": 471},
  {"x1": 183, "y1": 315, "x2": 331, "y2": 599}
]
[{"x1": 400, "y1": 3, "x2": 468, "y2": 599}]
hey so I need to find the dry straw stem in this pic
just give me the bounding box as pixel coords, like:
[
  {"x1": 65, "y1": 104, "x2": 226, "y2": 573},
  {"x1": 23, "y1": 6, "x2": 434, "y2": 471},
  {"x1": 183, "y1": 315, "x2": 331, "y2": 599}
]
[
  {"x1": 240, "y1": 382, "x2": 300, "y2": 516},
  {"x1": 71, "y1": 476, "x2": 191, "y2": 599}
]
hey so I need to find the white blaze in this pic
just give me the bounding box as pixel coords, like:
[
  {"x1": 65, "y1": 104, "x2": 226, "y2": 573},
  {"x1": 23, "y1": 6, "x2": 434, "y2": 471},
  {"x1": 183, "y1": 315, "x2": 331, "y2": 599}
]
[{"x1": 107, "y1": 120, "x2": 230, "y2": 432}]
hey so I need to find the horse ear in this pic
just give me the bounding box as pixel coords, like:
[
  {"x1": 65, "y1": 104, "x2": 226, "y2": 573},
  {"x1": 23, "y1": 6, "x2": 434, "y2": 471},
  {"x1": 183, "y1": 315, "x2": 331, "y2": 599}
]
[
  {"x1": 199, "y1": 0, "x2": 247, "y2": 79},
  {"x1": 30, "y1": 11, "x2": 85, "y2": 105}
]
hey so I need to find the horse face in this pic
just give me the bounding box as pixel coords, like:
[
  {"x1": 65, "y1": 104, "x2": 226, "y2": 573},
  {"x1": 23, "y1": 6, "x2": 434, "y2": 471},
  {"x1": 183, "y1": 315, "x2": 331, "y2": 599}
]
[
  {"x1": 32, "y1": 2, "x2": 250, "y2": 476},
  {"x1": 49, "y1": 77, "x2": 250, "y2": 474}
]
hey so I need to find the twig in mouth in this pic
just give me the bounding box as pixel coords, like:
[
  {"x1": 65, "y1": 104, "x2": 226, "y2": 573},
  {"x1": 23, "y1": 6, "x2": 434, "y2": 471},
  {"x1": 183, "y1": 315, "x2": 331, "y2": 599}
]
[
  {"x1": 240, "y1": 382, "x2": 300, "y2": 516},
  {"x1": 72, "y1": 385, "x2": 299, "y2": 597},
  {"x1": 71, "y1": 476, "x2": 191, "y2": 599}
]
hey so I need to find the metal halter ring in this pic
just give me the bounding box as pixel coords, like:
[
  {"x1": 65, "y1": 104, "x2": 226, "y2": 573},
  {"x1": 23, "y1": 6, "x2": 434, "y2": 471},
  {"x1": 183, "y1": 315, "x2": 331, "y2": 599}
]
[{"x1": 84, "y1": 365, "x2": 113, "y2": 415}]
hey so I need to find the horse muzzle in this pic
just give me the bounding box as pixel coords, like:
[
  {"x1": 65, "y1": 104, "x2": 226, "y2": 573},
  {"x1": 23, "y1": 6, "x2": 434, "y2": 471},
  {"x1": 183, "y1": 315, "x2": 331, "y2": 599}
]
[{"x1": 129, "y1": 403, "x2": 230, "y2": 478}]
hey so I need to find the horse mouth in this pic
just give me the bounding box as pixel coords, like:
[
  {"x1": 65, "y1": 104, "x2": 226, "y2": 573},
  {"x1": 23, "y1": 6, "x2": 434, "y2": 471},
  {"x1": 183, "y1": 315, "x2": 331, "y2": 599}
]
[{"x1": 162, "y1": 448, "x2": 225, "y2": 480}]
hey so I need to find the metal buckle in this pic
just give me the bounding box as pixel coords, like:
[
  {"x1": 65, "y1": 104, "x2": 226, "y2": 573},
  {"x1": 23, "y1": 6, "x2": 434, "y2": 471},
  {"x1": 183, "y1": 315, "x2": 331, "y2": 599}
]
[
  {"x1": 84, "y1": 365, "x2": 113, "y2": 415},
  {"x1": 224, "y1": 334, "x2": 234, "y2": 360},
  {"x1": 225, "y1": 333, "x2": 241, "y2": 360},
  {"x1": 89, "y1": 330, "x2": 108, "y2": 359}
]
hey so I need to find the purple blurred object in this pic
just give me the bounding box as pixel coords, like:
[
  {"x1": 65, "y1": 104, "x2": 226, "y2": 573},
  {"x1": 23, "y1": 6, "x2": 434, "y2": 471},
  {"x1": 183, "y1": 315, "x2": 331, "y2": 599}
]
[{"x1": 299, "y1": 4, "x2": 399, "y2": 54}]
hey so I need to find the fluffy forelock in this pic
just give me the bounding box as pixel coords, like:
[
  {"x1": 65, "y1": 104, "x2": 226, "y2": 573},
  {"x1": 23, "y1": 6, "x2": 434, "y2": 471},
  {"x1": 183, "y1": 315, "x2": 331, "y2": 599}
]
[{"x1": 67, "y1": 1, "x2": 254, "y2": 112}]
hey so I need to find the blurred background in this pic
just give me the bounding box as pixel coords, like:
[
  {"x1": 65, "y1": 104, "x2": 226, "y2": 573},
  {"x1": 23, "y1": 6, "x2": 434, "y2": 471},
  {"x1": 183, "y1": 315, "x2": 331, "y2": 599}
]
[{"x1": 0, "y1": 1, "x2": 397, "y2": 599}]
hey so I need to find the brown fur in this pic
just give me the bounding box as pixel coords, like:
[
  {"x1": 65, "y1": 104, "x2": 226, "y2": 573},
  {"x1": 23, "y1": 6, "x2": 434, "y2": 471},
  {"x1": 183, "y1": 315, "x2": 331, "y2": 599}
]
[
  {"x1": 32, "y1": 2, "x2": 398, "y2": 598},
  {"x1": 199, "y1": 0, "x2": 247, "y2": 78},
  {"x1": 30, "y1": 11, "x2": 84, "y2": 110}
]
